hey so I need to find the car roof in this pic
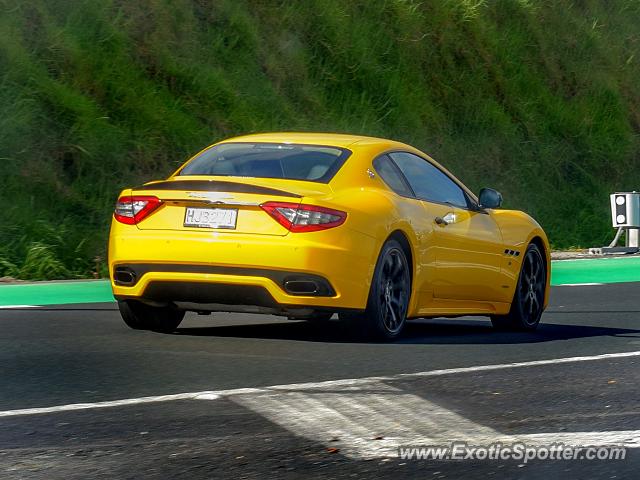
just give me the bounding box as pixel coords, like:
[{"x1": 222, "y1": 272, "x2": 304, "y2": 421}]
[
  {"x1": 196, "y1": 132, "x2": 478, "y2": 202},
  {"x1": 216, "y1": 132, "x2": 409, "y2": 150}
]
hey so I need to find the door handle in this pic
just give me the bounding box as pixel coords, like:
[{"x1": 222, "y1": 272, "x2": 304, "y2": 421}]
[{"x1": 435, "y1": 213, "x2": 456, "y2": 226}]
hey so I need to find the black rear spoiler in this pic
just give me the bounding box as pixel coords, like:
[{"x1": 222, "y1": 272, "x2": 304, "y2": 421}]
[{"x1": 135, "y1": 180, "x2": 300, "y2": 198}]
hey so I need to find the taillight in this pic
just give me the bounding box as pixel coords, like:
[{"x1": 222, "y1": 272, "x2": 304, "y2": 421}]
[
  {"x1": 114, "y1": 196, "x2": 162, "y2": 224},
  {"x1": 260, "y1": 202, "x2": 347, "y2": 232}
]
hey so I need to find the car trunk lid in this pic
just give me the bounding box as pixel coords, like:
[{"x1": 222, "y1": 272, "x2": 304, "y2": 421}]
[{"x1": 131, "y1": 176, "x2": 331, "y2": 236}]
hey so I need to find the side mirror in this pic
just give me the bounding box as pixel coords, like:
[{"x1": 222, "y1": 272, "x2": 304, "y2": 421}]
[{"x1": 478, "y1": 188, "x2": 502, "y2": 209}]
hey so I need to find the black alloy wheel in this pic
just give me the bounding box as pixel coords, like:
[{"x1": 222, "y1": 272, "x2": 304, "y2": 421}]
[
  {"x1": 491, "y1": 243, "x2": 546, "y2": 331},
  {"x1": 341, "y1": 239, "x2": 411, "y2": 340},
  {"x1": 377, "y1": 246, "x2": 411, "y2": 335}
]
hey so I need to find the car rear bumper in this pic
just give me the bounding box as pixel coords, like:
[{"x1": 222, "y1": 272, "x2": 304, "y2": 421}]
[{"x1": 108, "y1": 221, "x2": 378, "y2": 311}]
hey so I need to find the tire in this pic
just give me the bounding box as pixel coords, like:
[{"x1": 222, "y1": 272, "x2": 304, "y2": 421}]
[
  {"x1": 118, "y1": 300, "x2": 185, "y2": 333},
  {"x1": 339, "y1": 239, "x2": 411, "y2": 340},
  {"x1": 491, "y1": 243, "x2": 546, "y2": 331}
]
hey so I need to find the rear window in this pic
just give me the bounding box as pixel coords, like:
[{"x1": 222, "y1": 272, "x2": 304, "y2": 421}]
[{"x1": 179, "y1": 142, "x2": 351, "y2": 183}]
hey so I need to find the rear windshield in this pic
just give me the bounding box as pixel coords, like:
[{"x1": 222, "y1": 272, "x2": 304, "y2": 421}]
[{"x1": 178, "y1": 142, "x2": 351, "y2": 183}]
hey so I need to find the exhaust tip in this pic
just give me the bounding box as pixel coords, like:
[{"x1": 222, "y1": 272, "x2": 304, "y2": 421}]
[
  {"x1": 114, "y1": 267, "x2": 137, "y2": 286},
  {"x1": 283, "y1": 279, "x2": 319, "y2": 295}
]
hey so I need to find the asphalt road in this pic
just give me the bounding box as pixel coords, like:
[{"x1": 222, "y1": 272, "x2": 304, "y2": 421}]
[{"x1": 1, "y1": 283, "x2": 640, "y2": 478}]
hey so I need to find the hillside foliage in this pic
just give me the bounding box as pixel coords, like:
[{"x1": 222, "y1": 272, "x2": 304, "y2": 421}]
[{"x1": 1, "y1": 0, "x2": 639, "y2": 279}]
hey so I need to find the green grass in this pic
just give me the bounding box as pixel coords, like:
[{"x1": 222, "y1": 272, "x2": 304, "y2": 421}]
[{"x1": 1, "y1": 0, "x2": 640, "y2": 279}]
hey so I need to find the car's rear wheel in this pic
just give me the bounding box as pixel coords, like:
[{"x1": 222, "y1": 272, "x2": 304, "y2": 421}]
[
  {"x1": 118, "y1": 300, "x2": 185, "y2": 333},
  {"x1": 491, "y1": 243, "x2": 546, "y2": 331},
  {"x1": 340, "y1": 239, "x2": 411, "y2": 340}
]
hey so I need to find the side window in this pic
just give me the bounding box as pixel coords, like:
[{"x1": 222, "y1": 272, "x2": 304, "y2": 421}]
[
  {"x1": 389, "y1": 152, "x2": 468, "y2": 208},
  {"x1": 373, "y1": 155, "x2": 414, "y2": 197}
]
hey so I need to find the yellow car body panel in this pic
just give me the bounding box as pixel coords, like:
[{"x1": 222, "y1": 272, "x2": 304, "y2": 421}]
[{"x1": 109, "y1": 132, "x2": 550, "y2": 319}]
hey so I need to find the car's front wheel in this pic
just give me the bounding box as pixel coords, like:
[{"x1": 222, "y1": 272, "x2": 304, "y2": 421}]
[
  {"x1": 118, "y1": 300, "x2": 185, "y2": 333},
  {"x1": 491, "y1": 243, "x2": 546, "y2": 331},
  {"x1": 340, "y1": 239, "x2": 411, "y2": 340}
]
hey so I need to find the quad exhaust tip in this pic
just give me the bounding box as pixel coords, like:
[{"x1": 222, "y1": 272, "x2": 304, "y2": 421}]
[
  {"x1": 283, "y1": 279, "x2": 320, "y2": 295},
  {"x1": 112, "y1": 265, "x2": 335, "y2": 296},
  {"x1": 113, "y1": 267, "x2": 137, "y2": 286}
]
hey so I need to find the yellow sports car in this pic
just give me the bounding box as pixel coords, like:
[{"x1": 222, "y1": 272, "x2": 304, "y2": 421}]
[{"x1": 109, "y1": 133, "x2": 550, "y2": 340}]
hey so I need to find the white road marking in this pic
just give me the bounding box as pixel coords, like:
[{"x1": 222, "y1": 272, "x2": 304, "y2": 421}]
[
  {"x1": 399, "y1": 349, "x2": 640, "y2": 380},
  {"x1": 0, "y1": 305, "x2": 36, "y2": 309},
  {"x1": 1, "y1": 350, "x2": 639, "y2": 419},
  {"x1": 233, "y1": 383, "x2": 500, "y2": 459},
  {"x1": 233, "y1": 382, "x2": 640, "y2": 459},
  {"x1": 516, "y1": 431, "x2": 640, "y2": 446},
  {"x1": 557, "y1": 283, "x2": 604, "y2": 286},
  {"x1": 2, "y1": 350, "x2": 640, "y2": 458},
  {"x1": 0, "y1": 392, "x2": 220, "y2": 417}
]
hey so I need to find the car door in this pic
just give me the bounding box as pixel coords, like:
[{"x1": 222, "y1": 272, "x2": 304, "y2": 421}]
[
  {"x1": 388, "y1": 152, "x2": 504, "y2": 303},
  {"x1": 372, "y1": 154, "x2": 439, "y2": 310}
]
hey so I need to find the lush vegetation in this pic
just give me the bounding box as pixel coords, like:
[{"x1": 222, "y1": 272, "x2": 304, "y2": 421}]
[{"x1": 1, "y1": 0, "x2": 639, "y2": 279}]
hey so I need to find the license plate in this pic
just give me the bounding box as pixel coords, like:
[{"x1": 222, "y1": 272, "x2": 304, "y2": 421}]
[{"x1": 184, "y1": 207, "x2": 237, "y2": 229}]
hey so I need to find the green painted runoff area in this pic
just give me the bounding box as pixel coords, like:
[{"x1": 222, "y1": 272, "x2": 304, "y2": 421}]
[
  {"x1": 550, "y1": 256, "x2": 640, "y2": 286},
  {"x1": 0, "y1": 280, "x2": 113, "y2": 307},
  {"x1": 0, "y1": 256, "x2": 639, "y2": 307}
]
